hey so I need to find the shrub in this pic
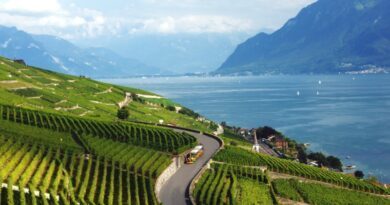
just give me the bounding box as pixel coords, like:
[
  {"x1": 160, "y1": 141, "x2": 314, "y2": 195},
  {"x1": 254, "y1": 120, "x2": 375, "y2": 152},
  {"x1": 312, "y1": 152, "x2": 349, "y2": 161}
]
[
  {"x1": 230, "y1": 141, "x2": 238, "y2": 146},
  {"x1": 166, "y1": 105, "x2": 176, "y2": 111},
  {"x1": 178, "y1": 107, "x2": 200, "y2": 118},
  {"x1": 117, "y1": 107, "x2": 130, "y2": 120},
  {"x1": 354, "y1": 170, "x2": 364, "y2": 179}
]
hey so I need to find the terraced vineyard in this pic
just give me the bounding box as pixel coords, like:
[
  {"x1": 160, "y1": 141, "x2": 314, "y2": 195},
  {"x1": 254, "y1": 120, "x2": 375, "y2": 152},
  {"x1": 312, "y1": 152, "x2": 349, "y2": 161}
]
[
  {"x1": 0, "y1": 56, "x2": 216, "y2": 133},
  {"x1": 0, "y1": 99, "x2": 196, "y2": 205},
  {"x1": 3, "y1": 55, "x2": 388, "y2": 205},
  {"x1": 272, "y1": 179, "x2": 390, "y2": 205},
  {"x1": 0, "y1": 56, "x2": 211, "y2": 205},
  {"x1": 0, "y1": 185, "x2": 70, "y2": 205},
  {"x1": 0, "y1": 135, "x2": 172, "y2": 205},
  {"x1": 0, "y1": 103, "x2": 196, "y2": 153},
  {"x1": 214, "y1": 146, "x2": 389, "y2": 195},
  {"x1": 84, "y1": 135, "x2": 172, "y2": 177},
  {"x1": 193, "y1": 163, "x2": 276, "y2": 205}
]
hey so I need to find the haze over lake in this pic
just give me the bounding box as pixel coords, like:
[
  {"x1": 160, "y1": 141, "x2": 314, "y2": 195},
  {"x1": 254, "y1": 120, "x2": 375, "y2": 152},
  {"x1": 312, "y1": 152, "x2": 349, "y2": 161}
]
[{"x1": 104, "y1": 75, "x2": 390, "y2": 183}]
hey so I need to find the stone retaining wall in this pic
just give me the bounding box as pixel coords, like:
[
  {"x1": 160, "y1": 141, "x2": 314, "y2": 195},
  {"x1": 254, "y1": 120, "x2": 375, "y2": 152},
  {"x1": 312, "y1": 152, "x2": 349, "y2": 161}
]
[{"x1": 155, "y1": 156, "x2": 182, "y2": 202}]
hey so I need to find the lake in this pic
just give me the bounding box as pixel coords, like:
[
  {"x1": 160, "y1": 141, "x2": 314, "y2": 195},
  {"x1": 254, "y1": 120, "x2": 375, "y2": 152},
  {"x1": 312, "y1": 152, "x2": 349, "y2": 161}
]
[{"x1": 103, "y1": 75, "x2": 390, "y2": 183}]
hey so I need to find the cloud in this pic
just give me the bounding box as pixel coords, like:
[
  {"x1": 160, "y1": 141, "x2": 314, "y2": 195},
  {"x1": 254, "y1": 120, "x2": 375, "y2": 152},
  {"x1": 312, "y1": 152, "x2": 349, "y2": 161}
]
[
  {"x1": 0, "y1": 0, "x2": 106, "y2": 38},
  {"x1": 128, "y1": 15, "x2": 253, "y2": 34},
  {"x1": 0, "y1": 0, "x2": 316, "y2": 39},
  {"x1": 121, "y1": 0, "x2": 315, "y2": 34},
  {"x1": 0, "y1": 0, "x2": 63, "y2": 14}
]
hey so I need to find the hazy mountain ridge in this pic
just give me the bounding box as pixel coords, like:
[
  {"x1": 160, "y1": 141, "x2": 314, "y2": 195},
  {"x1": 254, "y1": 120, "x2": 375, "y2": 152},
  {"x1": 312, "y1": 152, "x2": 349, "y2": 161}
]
[
  {"x1": 75, "y1": 33, "x2": 249, "y2": 74},
  {"x1": 216, "y1": 0, "x2": 390, "y2": 75},
  {"x1": 0, "y1": 26, "x2": 164, "y2": 77}
]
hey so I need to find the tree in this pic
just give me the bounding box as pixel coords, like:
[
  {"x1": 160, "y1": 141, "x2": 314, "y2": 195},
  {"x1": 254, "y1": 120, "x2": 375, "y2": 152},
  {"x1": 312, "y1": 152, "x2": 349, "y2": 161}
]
[
  {"x1": 179, "y1": 107, "x2": 200, "y2": 118},
  {"x1": 209, "y1": 122, "x2": 219, "y2": 131},
  {"x1": 297, "y1": 145, "x2": 307, "y2": 163},
  {"x1": 117, "y1": 107, "x2": 129, "y2": 120},
  {"x1": 166, "y1": 105, "x2": 176, "y2": 111},
  {"x1": 130, "y1": 92, "x2": 144, "y2": 103},
  {"x1": 308, "y1": 152, "x2": 328, "y2": 167},
  {"x1": 285, "y1": 137, "x2": 297, "y2": 149},
  {"x1": 256, "y1": 126, "x2": 280, "y2": 139},
  {"x1": 354, "y1": 170, "x2": 364, "y2": 179},
  {"x1": 326, "y1": 156, "x2": 343, "y2": 171}
]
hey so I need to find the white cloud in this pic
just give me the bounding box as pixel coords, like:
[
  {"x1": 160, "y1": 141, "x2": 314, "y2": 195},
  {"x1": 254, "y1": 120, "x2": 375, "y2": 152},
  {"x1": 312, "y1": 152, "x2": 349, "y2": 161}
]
[
  {"x1": 37, "y1": 16, "x2": 86, "y2": 28},
  {"x1": 0, "y1": 0, "x2": 316, "y2": 39},
  {"x1": 0, "y1": 0, "x2": 64, "y2": 14},
  {"x1": 158, "y1": 17, "x2": 175, "y2": 33},
  {"x1": 131, "y1": 15, "x2": 253, "y2": 34},
  {"x1": 120, "y1": 0, "x2": 315, "y2": 34},
  {"x1": 0, "y1": 0, "x2": 106, "y2": 39}
]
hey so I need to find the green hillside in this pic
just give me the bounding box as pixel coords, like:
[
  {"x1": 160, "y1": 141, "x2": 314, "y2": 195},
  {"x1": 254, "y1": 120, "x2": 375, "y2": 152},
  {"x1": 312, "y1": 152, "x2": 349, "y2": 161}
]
[
  {"x1": 0, "y1": 56, "x2": 216, "y2": 133},
  {"x1": 1, "y1": 55, "x2": 389, "y2": 205},
  {"x1": 193, "y1": 144, "x2": 390, "y2": 205},
  {"x1": 0, "y1": 56, "x2": 213, "y2": 205},
  {"x1": 0, "y1": 102, "x2": 193, "y2": 204}
]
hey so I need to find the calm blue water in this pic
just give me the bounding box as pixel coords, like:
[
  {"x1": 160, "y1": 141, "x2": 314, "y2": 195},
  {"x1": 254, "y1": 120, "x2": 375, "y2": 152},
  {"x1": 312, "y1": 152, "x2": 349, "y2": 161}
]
[{"x1": 103, "y1": 75, "x2": 390, "y2": 183}]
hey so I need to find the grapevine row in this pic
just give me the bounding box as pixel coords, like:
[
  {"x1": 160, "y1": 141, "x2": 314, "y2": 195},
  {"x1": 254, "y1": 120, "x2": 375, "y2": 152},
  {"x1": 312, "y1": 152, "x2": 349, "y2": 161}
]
[
  {"x1": 213, "y1": 146, "x2": 388, "y2": 194},
  {"x1": 194, "y1": 163, "x2": 271, "y2": 205},
  {"x1": 272, "y1": 179, "x2": 390, "y2": 205},
  {"x1": 0, "y1": 103, "x2": 196, "y2": 153},
  {"x1": 0, "y1": 136, "x2": 169, "y2": 205}
]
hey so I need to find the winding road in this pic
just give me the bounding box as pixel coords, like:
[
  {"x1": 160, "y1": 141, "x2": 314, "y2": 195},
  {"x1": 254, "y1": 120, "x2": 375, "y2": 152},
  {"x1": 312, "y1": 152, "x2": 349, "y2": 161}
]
[{"x1": 159, "y1": 130, "x2": 221, "y2": 205}]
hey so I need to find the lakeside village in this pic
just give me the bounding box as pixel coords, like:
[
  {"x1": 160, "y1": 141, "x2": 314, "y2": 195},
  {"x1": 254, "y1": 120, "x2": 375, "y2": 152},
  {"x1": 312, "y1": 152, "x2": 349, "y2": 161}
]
[{"x1": 219, "y1": 122, "x2": 385, "y2": 187}]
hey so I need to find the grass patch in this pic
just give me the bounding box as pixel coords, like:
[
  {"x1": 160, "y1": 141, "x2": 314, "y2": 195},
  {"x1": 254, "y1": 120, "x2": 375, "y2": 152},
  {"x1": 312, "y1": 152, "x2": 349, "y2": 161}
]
[
  {"x1": 221, "y1": 128, "x2": 252, "y2": 148},
  {"x1": 272, "y1": 179, "x2": 302, "y2": 201},
  {"x1": 237, "y1": 179, "x2": 273, "y2": 205},
  {"x1": 10, "y1": 88, "x2": 42, "y2": 97}
]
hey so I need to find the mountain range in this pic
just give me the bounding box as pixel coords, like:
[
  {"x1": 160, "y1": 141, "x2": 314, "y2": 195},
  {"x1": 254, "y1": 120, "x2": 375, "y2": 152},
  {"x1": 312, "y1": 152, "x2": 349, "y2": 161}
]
[
  {"x1": 0, "y1": 26, "x2": 164, "y2": 77},
  {"x1": 74, "y1": 33, "x2": 249, "y2": 74},
  {"x1": 216, "y1": 0, "x2": 390, "y2": 75}
]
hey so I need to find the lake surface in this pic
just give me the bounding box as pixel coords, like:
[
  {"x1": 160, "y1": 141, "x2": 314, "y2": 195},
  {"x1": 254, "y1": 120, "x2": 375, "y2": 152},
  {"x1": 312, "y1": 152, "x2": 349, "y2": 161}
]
[{"x1": 103, "y1": 75, "x2": 390, "y2": 183}]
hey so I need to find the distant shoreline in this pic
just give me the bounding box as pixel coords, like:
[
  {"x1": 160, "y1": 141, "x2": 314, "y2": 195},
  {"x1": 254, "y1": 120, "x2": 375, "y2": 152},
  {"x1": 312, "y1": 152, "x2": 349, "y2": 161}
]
[{"x1": 96, "y1": 72, "x2": 389, "y2": 80}]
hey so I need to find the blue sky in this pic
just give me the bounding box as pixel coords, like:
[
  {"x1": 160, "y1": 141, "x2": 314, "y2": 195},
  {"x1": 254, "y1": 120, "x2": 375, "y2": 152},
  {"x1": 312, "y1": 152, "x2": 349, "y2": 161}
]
[{"x1": 0, "y1": 0, "x2": 315, "y2": 39}]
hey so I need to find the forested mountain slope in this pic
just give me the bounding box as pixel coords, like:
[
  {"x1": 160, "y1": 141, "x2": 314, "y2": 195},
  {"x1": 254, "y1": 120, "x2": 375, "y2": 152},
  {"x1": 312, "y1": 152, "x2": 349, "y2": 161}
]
[{"x1": 217, "y1": 0, "x2": 390, "y2": 75}]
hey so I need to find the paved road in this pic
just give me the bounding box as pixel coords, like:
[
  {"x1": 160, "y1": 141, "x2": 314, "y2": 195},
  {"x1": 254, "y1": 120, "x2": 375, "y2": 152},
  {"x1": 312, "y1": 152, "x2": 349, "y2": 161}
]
[
  {"x1": 159, "y1": 130, "x2": 221, "y2": 205},
  {"x1": 259, "y1": 142, "x2": 279, "y2": 157}
]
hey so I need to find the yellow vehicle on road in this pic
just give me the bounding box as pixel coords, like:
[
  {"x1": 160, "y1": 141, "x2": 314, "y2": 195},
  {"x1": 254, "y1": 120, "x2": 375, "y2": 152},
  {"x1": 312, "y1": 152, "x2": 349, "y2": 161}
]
[{"x1": 185, "y1": 145, "x2": 204, "y2": 164}]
